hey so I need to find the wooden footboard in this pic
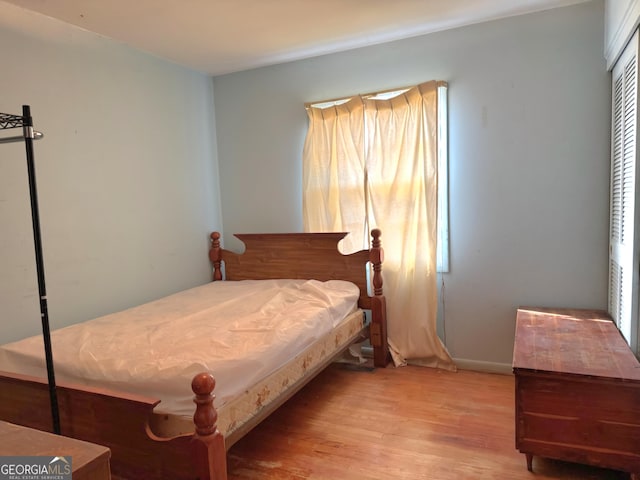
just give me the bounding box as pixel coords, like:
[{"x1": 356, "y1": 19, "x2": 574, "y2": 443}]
[{"x1": 0, "y1": 370, "x2": 226, "y2": 480}]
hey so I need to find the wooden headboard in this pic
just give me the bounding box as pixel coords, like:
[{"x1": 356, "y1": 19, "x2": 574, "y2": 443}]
[{"x1": 208, "y1": 229, "x2": 389, "y2": 367}]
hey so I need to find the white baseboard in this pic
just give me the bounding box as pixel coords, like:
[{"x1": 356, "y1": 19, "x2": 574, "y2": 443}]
[
  {"x1": 452, "y1": 357, "x2": 512, "y2": 375},
  {"x1": 362, "y1": 345, "x2": 512, "y2": 375}
]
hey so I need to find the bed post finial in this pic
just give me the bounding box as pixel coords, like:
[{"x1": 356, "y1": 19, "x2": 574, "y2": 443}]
[
  {"x1": 192, "y1": 373, "x2": 217, "y2": 436},
  {"x1": 209, "y1": 232, "x2": 223, "y2": 281},
  {"x1": 191, "y1": 372, "x2": 228, "y2": 480}
]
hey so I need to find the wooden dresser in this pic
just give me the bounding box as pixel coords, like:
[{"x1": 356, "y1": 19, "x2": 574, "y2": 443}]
[
  {"x1": 0, "y1": 420, "x2": 111, "y2": 480},
  {"x1": 512, "y1": 307, "x2": 640, "y2": 479}
]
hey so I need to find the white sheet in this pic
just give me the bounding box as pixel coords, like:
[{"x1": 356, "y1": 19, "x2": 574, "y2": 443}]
[{"x1": 0, "y1": 279, "x2": 359, "y2": 416}]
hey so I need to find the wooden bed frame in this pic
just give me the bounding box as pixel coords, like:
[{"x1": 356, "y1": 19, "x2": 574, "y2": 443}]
[{"x1": 0, "y1": 229, "x2": 388, "y2": 480}]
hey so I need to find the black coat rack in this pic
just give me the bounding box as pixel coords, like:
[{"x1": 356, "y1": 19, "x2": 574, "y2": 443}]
[{"x1": 0, "y1": 105, "x2": 60, "y2": 434}]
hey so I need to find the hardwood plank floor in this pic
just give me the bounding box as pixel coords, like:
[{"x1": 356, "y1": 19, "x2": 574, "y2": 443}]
[{"x1": 227, "y1": 363, "x2": 630, "y2": 480}]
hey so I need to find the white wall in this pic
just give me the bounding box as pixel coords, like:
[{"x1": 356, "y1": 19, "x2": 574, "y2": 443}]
[
  {"x1": 0, "y1": 3, "x2": 222, "y2": 343},
  {"x1": 213, "y1": 1, "x2": 610, "y2": 367}
]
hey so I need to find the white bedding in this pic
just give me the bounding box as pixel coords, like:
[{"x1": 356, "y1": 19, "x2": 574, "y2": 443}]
[{"x1": 0, "y1": 279, "x2": 360, "y2": 416}]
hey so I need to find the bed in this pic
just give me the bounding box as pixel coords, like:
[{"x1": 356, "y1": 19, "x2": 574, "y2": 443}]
[{"x1": 0, "y1": 229, "x2": 389, "y2": 480}]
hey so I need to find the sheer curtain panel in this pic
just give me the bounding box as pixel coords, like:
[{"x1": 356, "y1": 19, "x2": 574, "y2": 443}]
[{"x1": 303, "y1": 81, "x2": 455, "y2": 369}]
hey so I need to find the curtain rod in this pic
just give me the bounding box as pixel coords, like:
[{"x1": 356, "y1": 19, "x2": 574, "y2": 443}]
[{"x1": 305, "y1": 80, "x2": 448, "y2": 108}]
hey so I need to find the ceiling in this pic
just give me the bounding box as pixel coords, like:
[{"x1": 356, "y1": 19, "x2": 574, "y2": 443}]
[{"x1": 1, "y1": 0, "x2": 590, "y2": 76}]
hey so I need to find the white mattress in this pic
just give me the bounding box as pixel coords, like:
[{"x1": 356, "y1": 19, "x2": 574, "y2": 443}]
[{"x1": 0, "y1": 279, "x2": 360, "y2": 416}]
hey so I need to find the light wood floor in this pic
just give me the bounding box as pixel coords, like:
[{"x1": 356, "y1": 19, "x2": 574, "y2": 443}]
[{"x1": 227, "y1": 363, "x2": 630, "y2": 480}]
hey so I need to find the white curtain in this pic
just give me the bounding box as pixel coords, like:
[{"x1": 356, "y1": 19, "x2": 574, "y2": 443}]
[
  {"x1": 303, "y1": 81, "x2": 455, "y2": 370},
  {"x1": 302, "y1": 97, "x2": 367, "y2": 253}
]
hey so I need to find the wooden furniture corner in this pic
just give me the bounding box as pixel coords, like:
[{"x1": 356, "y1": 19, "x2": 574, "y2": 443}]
[
  {"x1": 513, "y1": 307, "x2": 640, "y2": 479},
  {"x1": 0, "y1": 420, "x2": 111, "y2": 480}
]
